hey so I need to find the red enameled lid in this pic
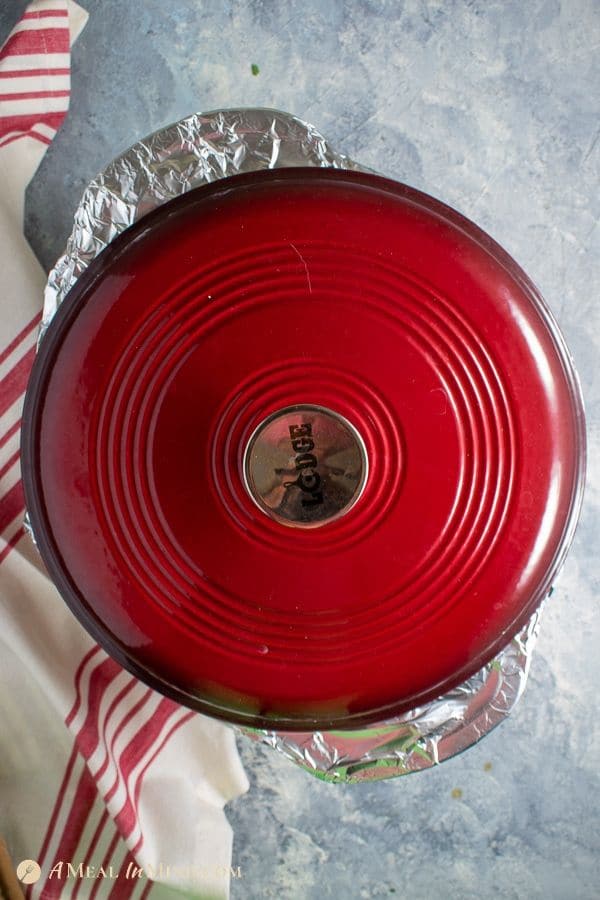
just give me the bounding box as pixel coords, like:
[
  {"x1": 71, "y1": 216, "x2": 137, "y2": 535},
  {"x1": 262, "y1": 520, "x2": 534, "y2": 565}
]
[{"x1": 22, "y1": 168, "x2": 585, "y2": 730}]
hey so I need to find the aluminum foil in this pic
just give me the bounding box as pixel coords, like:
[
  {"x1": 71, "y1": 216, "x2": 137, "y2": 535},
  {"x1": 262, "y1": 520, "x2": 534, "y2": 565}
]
[
  {"x1": 38, "y1": 106, "x2": 543, "y2": 782},
  {"x1": 41, "y1": 108, "x2": 363, "y2": 338},
  {"x1": 241, "y1": 607, "x2": 542, "y2": 783}
]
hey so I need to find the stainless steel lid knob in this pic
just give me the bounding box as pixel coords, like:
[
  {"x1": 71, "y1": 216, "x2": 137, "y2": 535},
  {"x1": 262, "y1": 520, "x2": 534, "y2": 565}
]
[{"x1": 242, "y1": 404, "x2": 369, "y2": 528}]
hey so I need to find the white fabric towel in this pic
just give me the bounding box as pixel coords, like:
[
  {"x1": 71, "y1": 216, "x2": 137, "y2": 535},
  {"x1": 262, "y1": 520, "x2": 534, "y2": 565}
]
[{"x1": 0, "y1": 4, "x2": 249, "y2": 898}]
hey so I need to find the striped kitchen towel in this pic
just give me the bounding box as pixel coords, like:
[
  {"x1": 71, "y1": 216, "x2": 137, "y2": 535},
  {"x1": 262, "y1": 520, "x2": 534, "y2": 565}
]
[{"x1": 0, "y1": 4, "x2": 249, "y2": 899}]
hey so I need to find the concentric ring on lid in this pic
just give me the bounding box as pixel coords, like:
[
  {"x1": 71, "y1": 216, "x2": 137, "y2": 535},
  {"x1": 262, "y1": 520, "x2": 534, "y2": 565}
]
[{"x1": 21, "y1": 168, "x2": 586, "y2": 730}]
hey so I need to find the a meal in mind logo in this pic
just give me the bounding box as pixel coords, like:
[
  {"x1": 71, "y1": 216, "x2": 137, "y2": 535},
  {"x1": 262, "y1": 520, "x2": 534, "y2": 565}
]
[
  {"x1": 15, "y1": 860, "x2": 242, "y2": 884},
  {"x1": 16, "y1": 859, "x2": 42, "y2": 884}
]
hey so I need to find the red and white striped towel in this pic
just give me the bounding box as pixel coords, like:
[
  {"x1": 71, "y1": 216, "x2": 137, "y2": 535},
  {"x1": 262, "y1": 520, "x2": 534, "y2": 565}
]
[{"x1": 0, "y1": 4, "x2": 249, "y2": 898}]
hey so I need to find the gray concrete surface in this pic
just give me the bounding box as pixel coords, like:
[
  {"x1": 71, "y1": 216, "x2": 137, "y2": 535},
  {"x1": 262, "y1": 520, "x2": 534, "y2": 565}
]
[{"x1": 2, "y1": 0, "x2": 599, "y2": 897}]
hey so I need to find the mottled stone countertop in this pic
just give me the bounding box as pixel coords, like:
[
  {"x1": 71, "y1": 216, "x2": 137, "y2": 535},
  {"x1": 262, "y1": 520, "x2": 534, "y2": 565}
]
[{"x1": 3, "y1": 0, "x2": 599, "y2": 897}]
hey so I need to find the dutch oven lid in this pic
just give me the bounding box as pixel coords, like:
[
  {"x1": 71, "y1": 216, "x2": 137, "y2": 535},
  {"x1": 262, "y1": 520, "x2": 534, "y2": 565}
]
[{"x1": 22, "y1": 168, "x2": 585, "y2": 730}]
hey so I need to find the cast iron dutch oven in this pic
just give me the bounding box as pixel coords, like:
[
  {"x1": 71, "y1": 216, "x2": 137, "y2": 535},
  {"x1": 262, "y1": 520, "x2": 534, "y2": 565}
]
[{"x1": 22, "y1": 168, "x2": 585, "y2": 730}]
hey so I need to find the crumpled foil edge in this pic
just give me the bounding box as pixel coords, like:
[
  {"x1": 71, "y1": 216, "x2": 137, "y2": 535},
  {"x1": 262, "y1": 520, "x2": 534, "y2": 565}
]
[
  {"x1": 41, "y1": 107, "x2": 363, "y2": 340},
  {"x1": 33, "y1": 106, "x2": 544, "y2": 782},
  {"x1": 240, "y1": 605, "x2": 543, "y2": 783}
]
